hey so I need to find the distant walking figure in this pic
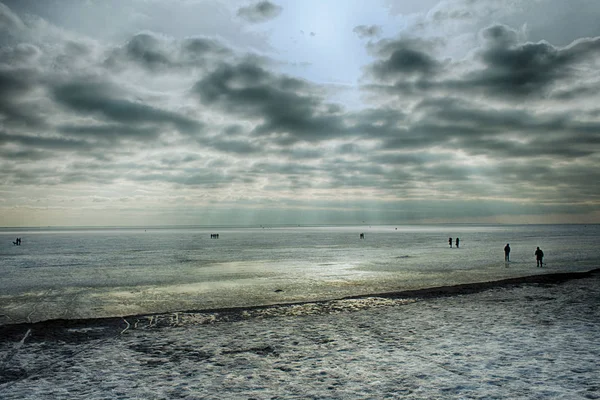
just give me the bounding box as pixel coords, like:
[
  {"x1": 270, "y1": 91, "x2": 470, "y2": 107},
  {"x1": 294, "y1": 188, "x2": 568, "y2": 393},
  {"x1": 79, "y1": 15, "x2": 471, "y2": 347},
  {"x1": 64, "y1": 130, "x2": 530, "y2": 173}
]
[
  {"x1": 504, "y1": 244, "x2": 510, "y2": 262},
  {"x1": 13, "y1": 237, "x2": 21, "y2": 246},
  {"x1": 455, "y1": 238, "x2": 460, "y2": 248},
  {"x1": 535, "y1": 247, "x2": 544, "y2": 267},
  {"x1": 360, "y1": 233, "x2": 365, "y2": 239},
  {"x1": 449, "y1": 237, "x2": 453, "y2": 248}
]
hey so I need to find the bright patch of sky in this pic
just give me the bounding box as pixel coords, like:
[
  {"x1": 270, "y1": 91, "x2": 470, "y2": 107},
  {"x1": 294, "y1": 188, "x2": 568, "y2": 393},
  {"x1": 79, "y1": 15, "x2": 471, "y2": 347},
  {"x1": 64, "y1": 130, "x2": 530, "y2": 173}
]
[
  {"x1": 1, "y1": 0, "x2": 599, "y2": 226},
  {"x1": 265, "y1": 0, "x2": 400, "y2": 85}
]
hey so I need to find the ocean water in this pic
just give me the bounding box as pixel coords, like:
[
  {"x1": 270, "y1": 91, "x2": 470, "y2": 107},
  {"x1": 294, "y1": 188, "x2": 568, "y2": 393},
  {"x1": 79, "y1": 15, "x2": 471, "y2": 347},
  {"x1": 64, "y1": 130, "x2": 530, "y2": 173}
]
[{"x1": 1, "y1": 224, "x2": 599, "y2": 324}]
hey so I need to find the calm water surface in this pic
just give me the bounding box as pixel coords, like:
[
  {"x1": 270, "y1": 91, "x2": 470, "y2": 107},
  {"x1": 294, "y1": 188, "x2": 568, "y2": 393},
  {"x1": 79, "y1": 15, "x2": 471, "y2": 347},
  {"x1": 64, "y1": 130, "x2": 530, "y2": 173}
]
[{"x1": 1, "y1": 224, "x2": 598, "y2": 324}]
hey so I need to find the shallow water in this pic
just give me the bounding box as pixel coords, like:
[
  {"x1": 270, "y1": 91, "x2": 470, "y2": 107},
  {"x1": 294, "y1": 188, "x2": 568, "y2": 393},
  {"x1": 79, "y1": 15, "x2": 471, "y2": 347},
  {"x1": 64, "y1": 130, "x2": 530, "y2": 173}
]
[{"x1": 1, "y1": 224, "x2": 599, "y2": 323}]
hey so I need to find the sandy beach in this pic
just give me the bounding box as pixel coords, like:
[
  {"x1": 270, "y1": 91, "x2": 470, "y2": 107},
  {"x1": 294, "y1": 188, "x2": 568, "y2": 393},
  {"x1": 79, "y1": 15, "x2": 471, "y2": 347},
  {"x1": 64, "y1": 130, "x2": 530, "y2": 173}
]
[{"x1": 1, "y1": 269, "x2": 599, "y2": 399}]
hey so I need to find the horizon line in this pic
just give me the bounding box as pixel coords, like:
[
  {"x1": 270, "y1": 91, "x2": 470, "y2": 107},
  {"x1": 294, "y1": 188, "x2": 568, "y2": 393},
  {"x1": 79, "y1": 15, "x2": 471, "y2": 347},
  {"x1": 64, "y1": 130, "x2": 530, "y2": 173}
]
[{"x1": 1, "y1": 222, "x2": 598, "y2": 230}]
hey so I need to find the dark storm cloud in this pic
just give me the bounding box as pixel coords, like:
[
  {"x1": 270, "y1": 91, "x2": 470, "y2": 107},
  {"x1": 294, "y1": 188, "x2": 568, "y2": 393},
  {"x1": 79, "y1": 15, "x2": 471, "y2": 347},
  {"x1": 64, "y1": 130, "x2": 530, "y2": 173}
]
[
  {"x1": 193, "y1": 59, "x2": 348, "y2": 142},
  {"x1": 52, "y1": 80, "x2": 203, "y2": 134},
  {"x1": 237, "y1": 1, "x2": 283, "y2": 23},
  {"x1": 430, "y1": 8, "x2": 472, "y2": 22},
  {"x1": 0, "y1": 98, "x2": 46, "y2": 129},
  {"x1": 183, "y1": 37, "x2": 231, "y2": 59},
  {"x1": 280, "y1": 147, "x2": 326, "y2": 159},
  {"x1": 105, "y1": 32, "x2": 231, "y2": 72},
  {"x1": 370, "y1": 151, "x2": 453, "y2": 166},
  {"x1": 367, "y1": 24, "x2": 600, "y2": 99},
  {"x1": 490, "y1": 0, "x2": 600, "y2": 47},
  {"x1": 335, "y1": 143, "x2": 362, "y2": 155},
  {"x1": 415, "y1": 97, "x2": 600, "y2": 141},
  {"x1": 470, "y1": 24, "x2": 600, "y2": 98},
  {"x1": 353, "y1": 25, "x2": 382, "y2": 39},
  {"x1": 452, "y1": 135, "x2": 597, "y2": 160},
  {"x1": 250, "y1": 160, "x2": 320, "y2": 175},
  {"x1": 0, "y1": 130, "x2": 95, "y2": 152},
  {"x1": 0, "y1": 162, "x2": 124, "y2": 186},
  {"x1": 59, "y1": 124, "x2": 163, "y2": 143},
  {"x1": 359, "y1": 20, "x2": 600, "y2": 200},
  {"x1": 487, "y1": 161, "x2": 600, "y2": 193},
  {"x1": 0, "y1": 66, "x2": 46, "y2": 127},
  {"x1": 367, "y1": 38, "x2": 441, "y2": 80},
  {"x1": 159, "y1": 153, "x2": 203, "y2": 167},
  {"x1": 366, "y1": 97, "x2": 600, "y2": 160},
  {"x1": 1, "y1": 0, "x2": 598, "y2": 224},
  {"x1": 0, "y1": 147, "x2": 52, "y2": 161},
  {"x1": 412, "y1": 97, "x2": 566, "y2": 135},
  {"x1": 115, "y1": 33, "x2": 171, "y2": 71}
]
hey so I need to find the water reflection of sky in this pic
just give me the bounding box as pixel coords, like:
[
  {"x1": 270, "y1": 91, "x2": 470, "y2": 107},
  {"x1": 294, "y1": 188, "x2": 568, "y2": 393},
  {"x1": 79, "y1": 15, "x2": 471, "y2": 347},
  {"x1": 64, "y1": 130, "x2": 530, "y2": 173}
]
[{"x1": 1, "y1": 225, "x2": 598, "y2": 324}]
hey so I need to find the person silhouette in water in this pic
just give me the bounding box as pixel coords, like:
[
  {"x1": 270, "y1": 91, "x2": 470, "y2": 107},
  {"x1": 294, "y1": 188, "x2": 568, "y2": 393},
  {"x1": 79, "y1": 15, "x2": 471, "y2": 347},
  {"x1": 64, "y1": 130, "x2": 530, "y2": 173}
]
[
  {"x1": 535, "y1": 247, "x2": 544, "y2": 267},
  {"x1": 455, "y1": 238, "x2": 460, "y2": 248},
  {"x1": 449, "y1": 237, "x2": 452, "y2": 248},
  {"x1": 504, "y1": 244, "x2": 510, "y2": 262}
]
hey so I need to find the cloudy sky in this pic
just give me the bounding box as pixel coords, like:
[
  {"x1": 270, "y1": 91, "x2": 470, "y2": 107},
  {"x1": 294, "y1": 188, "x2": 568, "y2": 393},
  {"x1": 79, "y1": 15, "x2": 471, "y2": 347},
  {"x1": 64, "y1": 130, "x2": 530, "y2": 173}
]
[{"x1": 1, "y1": 0, "x2": 599, "y2": 227}]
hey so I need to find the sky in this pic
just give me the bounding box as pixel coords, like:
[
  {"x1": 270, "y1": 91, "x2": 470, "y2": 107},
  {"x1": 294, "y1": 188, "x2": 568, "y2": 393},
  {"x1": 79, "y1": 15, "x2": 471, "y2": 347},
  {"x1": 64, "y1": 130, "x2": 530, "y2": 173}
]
[{"x1": 1, "y1": 0, "x2": 599, "y2": 227}]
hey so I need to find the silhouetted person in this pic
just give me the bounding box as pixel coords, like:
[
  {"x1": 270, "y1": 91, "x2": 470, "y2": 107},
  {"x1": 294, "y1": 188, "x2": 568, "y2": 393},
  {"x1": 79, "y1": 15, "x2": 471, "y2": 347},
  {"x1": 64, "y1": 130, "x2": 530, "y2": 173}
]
[
  {"x1": 449, "y1": 237, "x2": 452, "y2": 248},
  {"x1": 535, "y1": 247, "x2": 544, "y2": 267},
  {"x1": 504, "y1": 244, "x2": 510, "y2": 262},
  {"x1": 360, "y1": 233, "x2": 365, "y2": 239},
  {"x1": 455, "y1": 238, "x2": 460, "y2": 248}
]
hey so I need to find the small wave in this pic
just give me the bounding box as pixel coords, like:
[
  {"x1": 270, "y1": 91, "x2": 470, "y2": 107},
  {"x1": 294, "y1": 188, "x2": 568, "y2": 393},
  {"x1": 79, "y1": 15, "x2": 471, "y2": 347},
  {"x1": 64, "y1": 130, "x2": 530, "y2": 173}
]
[{"x1": 127, "y1": 297, "x2": 418, "y2": 329}]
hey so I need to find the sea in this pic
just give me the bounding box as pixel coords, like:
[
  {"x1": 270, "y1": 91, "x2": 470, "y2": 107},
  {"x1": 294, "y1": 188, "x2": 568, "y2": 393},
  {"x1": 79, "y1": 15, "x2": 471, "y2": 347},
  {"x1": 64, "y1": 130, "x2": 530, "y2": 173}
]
[{"x1": 1, "y1": 224, "x2": 599, "y2": 324}]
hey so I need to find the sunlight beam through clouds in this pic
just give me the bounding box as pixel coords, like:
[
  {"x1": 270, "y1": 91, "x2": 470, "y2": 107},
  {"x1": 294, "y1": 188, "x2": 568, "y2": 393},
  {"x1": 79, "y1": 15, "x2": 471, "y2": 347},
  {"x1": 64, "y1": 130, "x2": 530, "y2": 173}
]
[{"x1": 0, "y1": 0, "x2": 599, "y2": 226}]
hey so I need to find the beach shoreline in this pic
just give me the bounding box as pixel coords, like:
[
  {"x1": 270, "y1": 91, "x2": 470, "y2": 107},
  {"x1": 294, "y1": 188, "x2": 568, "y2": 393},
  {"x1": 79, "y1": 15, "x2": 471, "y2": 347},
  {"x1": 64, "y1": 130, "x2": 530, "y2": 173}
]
[
  {"x1": 4, "y1": 224, "x2": 599, "y2": 327},
  {"x1": 1, "y1": 268, "x2": 598, "y2": 341},
  {"x1": 1, "y1": 268, "x2": 599, "y2": 399}
]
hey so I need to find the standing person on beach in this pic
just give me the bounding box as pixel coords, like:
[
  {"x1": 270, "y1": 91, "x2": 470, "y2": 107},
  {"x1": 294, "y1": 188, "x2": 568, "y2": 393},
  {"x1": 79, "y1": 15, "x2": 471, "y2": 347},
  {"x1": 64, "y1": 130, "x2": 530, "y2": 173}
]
[
  {"x1": 504, "y1": 244, "x2": 510, "y2": 262},
  {"x1": 455, "y1": 238, "x2": 460, "y2": 248},
  {"x1": 535, "y1": 247, "x2": 544, "y2": 267},
  {"x1": 449, "y1": 237, "x2": 453, "y2": 248}
]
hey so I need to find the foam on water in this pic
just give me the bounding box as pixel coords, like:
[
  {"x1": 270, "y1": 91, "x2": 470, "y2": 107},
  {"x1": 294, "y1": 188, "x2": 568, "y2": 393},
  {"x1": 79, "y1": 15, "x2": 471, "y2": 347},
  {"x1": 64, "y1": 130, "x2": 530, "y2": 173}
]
[{"x1": 1, "y1": 224, "x2": 599, "y2": 324}]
